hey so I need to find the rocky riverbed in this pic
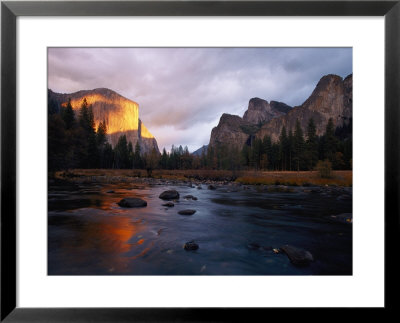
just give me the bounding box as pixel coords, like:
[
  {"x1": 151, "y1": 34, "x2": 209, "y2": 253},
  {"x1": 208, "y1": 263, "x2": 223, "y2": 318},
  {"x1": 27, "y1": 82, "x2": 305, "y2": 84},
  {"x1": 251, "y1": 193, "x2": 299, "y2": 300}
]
[{"x1": 48, "y1": 178, "x2": 352, "y2": 275}]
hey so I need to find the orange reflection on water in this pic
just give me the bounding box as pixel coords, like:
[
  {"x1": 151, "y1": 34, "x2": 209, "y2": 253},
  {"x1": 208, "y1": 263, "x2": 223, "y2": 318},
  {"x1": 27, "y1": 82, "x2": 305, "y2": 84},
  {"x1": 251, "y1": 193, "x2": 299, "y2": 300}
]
[
  {"x1": 50, "y1": 184, "x2": 162, "y2": 274},
  {"x1": 130, "y1": 242, "x2": 154, "y2": 260},
  {"x1": 56, "y1": 211, "x2": 145, "y2": 273}
]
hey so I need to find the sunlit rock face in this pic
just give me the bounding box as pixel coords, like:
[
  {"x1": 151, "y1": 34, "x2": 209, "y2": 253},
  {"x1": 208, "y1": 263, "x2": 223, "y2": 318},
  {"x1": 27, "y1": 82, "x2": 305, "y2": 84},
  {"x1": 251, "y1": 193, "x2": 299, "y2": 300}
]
[
  {"x1": 48, "y1": 88, "x2": 159, "y2": 154},
  {"x1": 256, "y1": 74, "x2": 352, "y2": 142}
]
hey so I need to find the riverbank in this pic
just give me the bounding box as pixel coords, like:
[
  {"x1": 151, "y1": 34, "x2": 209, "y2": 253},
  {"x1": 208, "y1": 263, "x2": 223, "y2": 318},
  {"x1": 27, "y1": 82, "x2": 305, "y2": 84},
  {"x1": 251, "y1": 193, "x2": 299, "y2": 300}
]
[{"x1": 52, "y1": 169, "x2": 352, "y2": 187}]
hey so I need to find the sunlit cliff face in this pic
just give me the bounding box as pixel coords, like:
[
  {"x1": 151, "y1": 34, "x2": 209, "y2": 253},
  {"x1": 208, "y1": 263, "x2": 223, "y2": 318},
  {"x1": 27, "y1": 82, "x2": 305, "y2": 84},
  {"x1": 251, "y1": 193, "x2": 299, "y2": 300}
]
[
  {"x1": 139, "y1": 120, "x2": 154, "y2": 139},
  {"x1": 61, "y1": 93, "x2": 155, "y2": 139}
]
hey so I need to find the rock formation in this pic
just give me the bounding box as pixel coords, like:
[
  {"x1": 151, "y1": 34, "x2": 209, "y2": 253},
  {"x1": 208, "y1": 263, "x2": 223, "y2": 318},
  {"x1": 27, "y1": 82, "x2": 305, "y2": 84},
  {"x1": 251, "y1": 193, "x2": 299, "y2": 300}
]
[
  {"x1": 256, "y1": 74, "x2": 352, "y2": 142},
  {"x1": 243, "y1": 97, "x2": 291, "y2": 124},
  {"x1": 208, "y1": 97, "x2": 292, "y2": 150},
  {"x1": 209, "y1": 113, "x2": 256, "y2": 150},
  {"x1": 208, "y1": 73, "x2": 352, "y2": 148},
  {"x1": 48, "y1": 88, "x2": 159, "y2": 154}
]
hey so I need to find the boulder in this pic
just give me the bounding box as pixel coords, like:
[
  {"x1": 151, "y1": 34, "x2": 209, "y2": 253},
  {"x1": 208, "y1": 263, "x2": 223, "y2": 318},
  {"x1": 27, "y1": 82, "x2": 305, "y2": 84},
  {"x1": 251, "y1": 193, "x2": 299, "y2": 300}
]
[
  {"x1": 159, "y1": 190, "x2": 180, "y2": 200},
  {"x1": 280, "y1": 245, "x2": 314, "y2": 266},
  {"x1": 178, "y1": 209, "x2": 196, "y2": 215},
  {"x1": 117, "y1": 198, "x2": 147, "y2": 208},
  {"x1": 162, "y1": 202, "x2": 174, "y2": 207},
  {"x1": 184, "y1": 241, "x2": 199, "y2": 251},
  {"x1": 184, "y1": 195, "x2": 198, "y2": 200},
  {"x1": 208, "y1": 185, "x2": 216, "y2": 190}
]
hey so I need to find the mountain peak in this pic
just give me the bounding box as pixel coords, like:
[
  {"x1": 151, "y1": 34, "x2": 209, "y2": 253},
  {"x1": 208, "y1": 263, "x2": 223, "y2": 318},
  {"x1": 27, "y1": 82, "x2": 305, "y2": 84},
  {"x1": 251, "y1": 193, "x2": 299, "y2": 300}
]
[
  {"x1": 208, "y1": 72, "x2": 352, "y2": 147},
  {"x1": 243, "y1": 97, "x2": 291, "y2": 125}
]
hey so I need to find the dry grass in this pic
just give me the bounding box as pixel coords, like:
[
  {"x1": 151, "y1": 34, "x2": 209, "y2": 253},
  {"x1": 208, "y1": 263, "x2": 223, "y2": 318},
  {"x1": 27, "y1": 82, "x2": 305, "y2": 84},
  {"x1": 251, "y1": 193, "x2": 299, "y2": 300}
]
[
  {"x1": 55, "y1": 169, "x2": 240, "y2": 181},
  {"x1": 54, "y1": 169, "x2": 352, "y2": 187},
  {"x1": 235, "y1": 170, "x2": 352, "y2": 187}
]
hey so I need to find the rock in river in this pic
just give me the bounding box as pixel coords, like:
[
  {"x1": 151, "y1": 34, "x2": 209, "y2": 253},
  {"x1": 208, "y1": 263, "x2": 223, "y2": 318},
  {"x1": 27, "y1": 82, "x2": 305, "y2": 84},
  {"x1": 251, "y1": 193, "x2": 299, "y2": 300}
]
[
  {"x1": 118, "y1": 198, "x2": 147, "y2": 208},
  {"x1": 178, "y1": 209, "x2": 196, "y2": 215},
  {"x1": 184, "y1": 241, "x2": 199, "y2": 251},
  {"x1": 184, "y1": 195, "x2": 198, "y2": 200},
  {"x1": 280, "y1": 245, "x2": 314, "y2": 266},
  {"x1": 162, "y1": 202, "x2": 174, "y2": 207},
  {"x1": 159, "y1": 190, "x2": 180, "y2": 200}
]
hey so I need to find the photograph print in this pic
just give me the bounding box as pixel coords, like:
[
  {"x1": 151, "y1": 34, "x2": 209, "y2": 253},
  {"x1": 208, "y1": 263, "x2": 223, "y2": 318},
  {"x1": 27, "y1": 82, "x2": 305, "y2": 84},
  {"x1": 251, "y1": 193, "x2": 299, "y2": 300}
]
[{"x1": 48, "y1": 47, "x2": 352, "y2": 275}]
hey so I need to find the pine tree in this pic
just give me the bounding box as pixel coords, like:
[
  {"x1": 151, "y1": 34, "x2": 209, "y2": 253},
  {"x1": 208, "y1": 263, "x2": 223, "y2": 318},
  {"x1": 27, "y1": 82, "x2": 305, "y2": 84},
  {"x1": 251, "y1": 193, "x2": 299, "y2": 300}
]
[
  {"x1": 323, "y1": 118, "x2": 338, "y2": 162},
  {"x1": 79, "y1": 98, "x2": 90, "y2": 131},
  {"x1": 293, "y1": 119, "x2": 305, "y2": 171},
  {"x1": 62, "y1": 98, "x2": 75, "y2": 130},
  {"x1": 114, "y1": 135, "x2": 130, "y2": 169},
  {"x1": 263, "y1": 135, "x2": 272, "y2": 170},
  {"x1": 279, "y1": 126, "x2": 288, "y2": 170},
  {"x1": 103, "y1": 142, "x2": 114, "y2": 168},
  {"x1": 271, "y1": 143, "x2": 280, "y2": 170},
  {"x1": 241, "y1": 144, "x2": 251, "y2": 168},
  {"x1": 305, "y1": 118, "x2": 318, "y2": 170},
  {"x1": 128, "y1": 142, "x2": 134, "y2": 168},
  {"x1": 251, "y1": 138, "x2": 263, "y2": 170},
  {"x1": 48, "y1": 96, "x2": 59, "y2": 115},
  {"x1": 87, "y1": 132, "x2": 99, "y2": 168},
  {"x1": 48, "y1": 114, "x2": 67, "y2": 171},
  {"x1": 88, "y1": 105, "x2": 95, "y2": 132},
  {"x1": 160, "y1": 148, "x2": 168, "y2": 169},
  {"x1": 133, "y1": 142, "x2": 143, "y2": 169},
  {"x1": 288, "y1": 129, "x2": 294, "y2": 171},
  {"x1": 96, "y1": 120, "x2": 108, "y2": 168}
]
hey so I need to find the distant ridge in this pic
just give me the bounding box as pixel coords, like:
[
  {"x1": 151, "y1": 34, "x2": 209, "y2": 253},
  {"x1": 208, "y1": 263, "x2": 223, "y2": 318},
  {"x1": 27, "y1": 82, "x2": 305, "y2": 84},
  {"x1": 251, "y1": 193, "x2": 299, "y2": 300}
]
[{"x1": 192, "y1": 145, "x2": 208, "y2": 156}]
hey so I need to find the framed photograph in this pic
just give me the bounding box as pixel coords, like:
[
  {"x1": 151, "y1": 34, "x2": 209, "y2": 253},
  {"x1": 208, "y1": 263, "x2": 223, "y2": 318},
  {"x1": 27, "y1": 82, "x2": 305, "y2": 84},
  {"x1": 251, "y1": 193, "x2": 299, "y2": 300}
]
[{"x1": 1, "y1": 0, "x2": 399, "y2": 321}]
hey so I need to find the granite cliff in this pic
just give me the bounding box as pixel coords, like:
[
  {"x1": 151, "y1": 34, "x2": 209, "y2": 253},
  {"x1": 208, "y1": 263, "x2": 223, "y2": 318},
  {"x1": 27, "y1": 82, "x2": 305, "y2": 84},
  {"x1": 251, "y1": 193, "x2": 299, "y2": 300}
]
[
  {"x1": 208, "y1": 73, "x2": 352, "y2": 149},
  {"x1": 243, "y1": 98, "x2": 292, "y2": 125},
  {"x1": 209, "y1": 114, "x2": 256, "y2": 150},
  {"x1": 256, "y1": 74, "x2": 352, "y2": 142},
  {"x1": 48, "y1": 88, "x2": 159, "y2": 154}
]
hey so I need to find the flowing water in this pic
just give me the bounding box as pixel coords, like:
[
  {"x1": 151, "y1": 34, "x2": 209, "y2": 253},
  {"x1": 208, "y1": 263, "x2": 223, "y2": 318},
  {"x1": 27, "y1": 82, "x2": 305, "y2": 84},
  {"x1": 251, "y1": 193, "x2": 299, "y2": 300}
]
[{"x1": 48, "y1": 180, "x2": 352, "y2": 275}]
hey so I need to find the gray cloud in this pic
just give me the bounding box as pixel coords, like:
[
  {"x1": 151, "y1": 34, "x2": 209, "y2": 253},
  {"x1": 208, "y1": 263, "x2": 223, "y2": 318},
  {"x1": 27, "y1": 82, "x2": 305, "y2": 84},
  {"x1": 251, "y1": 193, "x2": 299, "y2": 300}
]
[{"x1": 48, "y1": 47, "x2": 352, "y2": 152}]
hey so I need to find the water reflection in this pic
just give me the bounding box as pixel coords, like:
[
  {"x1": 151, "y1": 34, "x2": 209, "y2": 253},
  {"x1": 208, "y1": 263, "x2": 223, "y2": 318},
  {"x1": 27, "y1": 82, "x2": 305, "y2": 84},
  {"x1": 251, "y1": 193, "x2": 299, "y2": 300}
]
[{"x1": 49, "y1": 209, "x2": 145, "y2": 274}]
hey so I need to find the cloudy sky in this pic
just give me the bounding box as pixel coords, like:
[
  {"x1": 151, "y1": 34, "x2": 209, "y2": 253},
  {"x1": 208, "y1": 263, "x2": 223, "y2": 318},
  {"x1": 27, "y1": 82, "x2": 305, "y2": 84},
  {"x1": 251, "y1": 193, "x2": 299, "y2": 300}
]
[{"x1": 48, "y1": 48, "x2": 352, "y2": 152}]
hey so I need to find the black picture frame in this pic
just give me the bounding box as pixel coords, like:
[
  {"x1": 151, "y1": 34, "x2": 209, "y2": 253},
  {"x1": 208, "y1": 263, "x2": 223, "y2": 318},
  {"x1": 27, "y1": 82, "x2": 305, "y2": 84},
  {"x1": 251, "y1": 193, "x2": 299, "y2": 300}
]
[{"x1": 1, "y1": 0, "x2": 399, "y2": 321}]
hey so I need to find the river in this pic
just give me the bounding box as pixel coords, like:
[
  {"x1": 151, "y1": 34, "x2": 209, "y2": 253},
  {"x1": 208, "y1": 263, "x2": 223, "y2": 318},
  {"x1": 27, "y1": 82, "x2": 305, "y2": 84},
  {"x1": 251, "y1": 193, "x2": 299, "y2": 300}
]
[{"x1": 48, "y1": 180, "x2": 352, "y2": 275}]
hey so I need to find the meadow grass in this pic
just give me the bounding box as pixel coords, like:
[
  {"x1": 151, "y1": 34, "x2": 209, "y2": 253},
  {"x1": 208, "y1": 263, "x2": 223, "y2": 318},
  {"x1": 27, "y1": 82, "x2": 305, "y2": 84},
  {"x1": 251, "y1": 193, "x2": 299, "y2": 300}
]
[
  {"x1": 235, "y1": 171, "x2": 352, "y2": 187},
  {"x1": 54, "y1": 169, "x2": 352, "y2": 187}
]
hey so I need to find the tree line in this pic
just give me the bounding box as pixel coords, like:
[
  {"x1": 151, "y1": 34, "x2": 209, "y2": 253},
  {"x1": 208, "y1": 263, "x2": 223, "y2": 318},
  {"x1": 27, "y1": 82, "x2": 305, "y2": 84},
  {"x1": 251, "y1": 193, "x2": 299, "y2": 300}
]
[
  {"x1": 207, "y1": 118, "x2": 352, "y2": 171},
  {"x1": 49, "y1": 96, "x2": 351, "y2": 173},
  {"x1": 48, "y1": 97, "x2": 159, "y2": 172}
]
